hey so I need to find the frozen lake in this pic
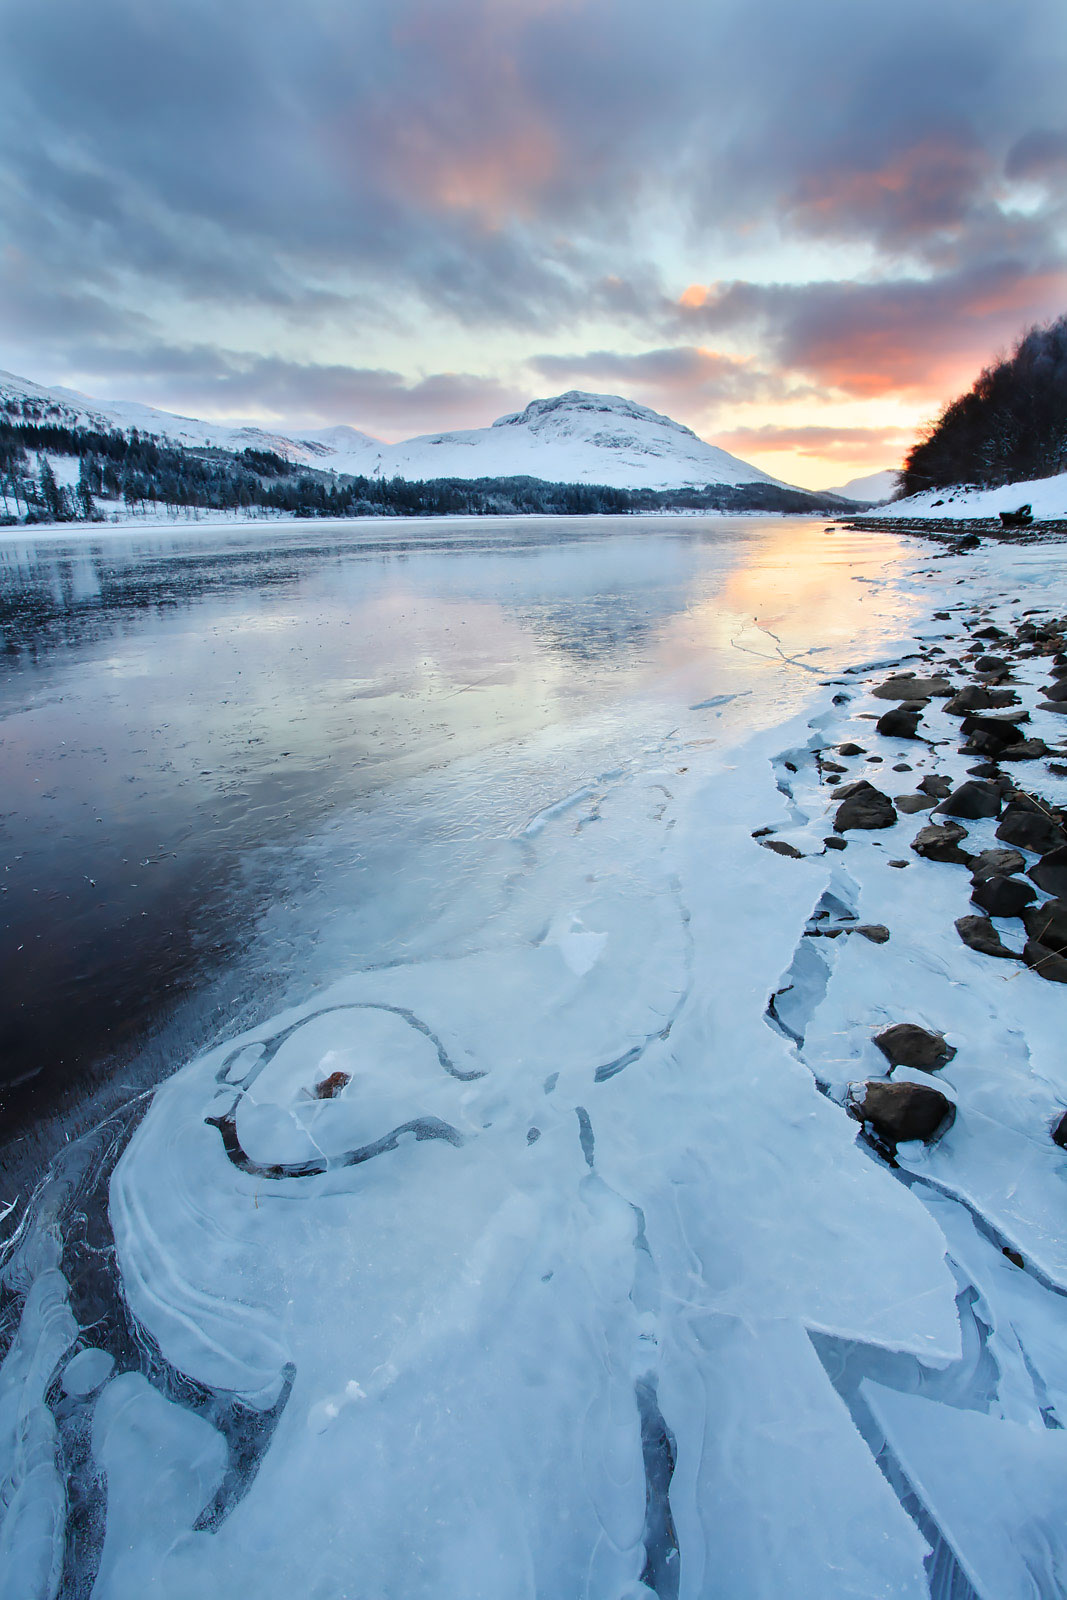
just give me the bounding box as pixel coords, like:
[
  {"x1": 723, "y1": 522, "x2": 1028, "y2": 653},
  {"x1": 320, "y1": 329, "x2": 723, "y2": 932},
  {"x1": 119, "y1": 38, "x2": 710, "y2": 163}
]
[
  {"x1": 5, "y1": 517, "x2": 1067, "y2": 1598},
  {"x1": 0, "y1": 513, "x2": 911, "y2": 1168}
]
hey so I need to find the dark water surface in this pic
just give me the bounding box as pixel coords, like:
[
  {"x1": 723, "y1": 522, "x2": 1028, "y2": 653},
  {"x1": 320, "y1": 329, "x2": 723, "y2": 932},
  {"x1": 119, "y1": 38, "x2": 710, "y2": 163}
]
[{"x1": 0, "y1": 514, "x2": 908, "y2": 1180}]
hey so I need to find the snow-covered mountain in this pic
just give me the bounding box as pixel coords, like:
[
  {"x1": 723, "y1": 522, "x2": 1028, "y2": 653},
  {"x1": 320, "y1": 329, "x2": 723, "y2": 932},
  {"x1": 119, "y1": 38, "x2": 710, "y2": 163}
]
[
  {"x1": 0, "y1": 371, "x2": 781, "y2": 490},
  {"x1": 378, "y1": 392, "x2": 781, "y2": 489},
  {"x1": 824, "y1": 468, "x2": 900, "y2": 503},
  {"x1": 0, "y1": 368, "x2": 381, "y2": 473}
]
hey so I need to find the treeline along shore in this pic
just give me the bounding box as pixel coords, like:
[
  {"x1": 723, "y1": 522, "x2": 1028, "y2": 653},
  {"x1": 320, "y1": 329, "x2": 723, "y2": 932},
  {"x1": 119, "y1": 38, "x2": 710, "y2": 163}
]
[{"x1": 0, "y1": 416, "x2": 846, "y2": 525}]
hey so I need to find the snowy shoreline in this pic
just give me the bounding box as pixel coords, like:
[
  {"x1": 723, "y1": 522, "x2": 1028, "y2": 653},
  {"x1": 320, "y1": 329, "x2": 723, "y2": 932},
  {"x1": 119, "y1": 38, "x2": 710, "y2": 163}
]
[{"x1": 3, "y1": 534, "x2": 1067, "y2": 1597}]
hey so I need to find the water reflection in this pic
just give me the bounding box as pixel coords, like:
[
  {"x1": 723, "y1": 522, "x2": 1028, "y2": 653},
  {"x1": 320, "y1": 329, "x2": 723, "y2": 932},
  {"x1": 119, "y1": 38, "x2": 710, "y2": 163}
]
[{"x1": 0, "y1": 516, "x2": 910, "y2": 1168}]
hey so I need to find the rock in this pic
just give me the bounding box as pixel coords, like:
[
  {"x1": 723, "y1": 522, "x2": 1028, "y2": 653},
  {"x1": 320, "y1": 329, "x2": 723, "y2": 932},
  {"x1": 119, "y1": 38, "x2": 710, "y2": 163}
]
[
  {"x1": 999, "y1": 739, "x2": 1050, "y2": 761},
  {"x1": 1022, "y1": 898, "x2": 1067, "y2": 952},
  {"x1": 834, "y1": 782, "x2": 897, "y2": 832},
  {"x1": 871, "y1": 675, "x2": 953, "y2": 700},
  {"x1": 838, "y1": 742, "x2": 865, "y2": 757},
  {"x1": 974, "y1": 655, "x2": 1010, "y2": 674},
  {"x1": 966, "y1": 762, "x2": 1002, "y2": 778},
  {"x1": 855, "y1": 924, "x2": 890, "y2": 943},
  {"x1": 821, "y1": 758, "x2": 847, "y2": 773},
  {"x1": 936, "y1": 780, "x2": 1002, "y2": 820},
  {"x1": 973, "y1": 625, "x2": 1007, "y2": 640},
  {"x1": 873, "y1": 1023, "x2": 956, "y2": 1071},
  {"x1": 1053, "y1": 1111, "x2": 1067, "y2": 1149},
  {"x1": 1028, "y1": 845, "x2": 1067, "y2": 897},
  {"x1": 760, "y1": 838, "x2": 804, "y2": 858},
  {"x1": 876, "y1": 707, "x2": 922, "y2": 739},
  {"x1": 824, "y1": 836, "x2": 848, "y2": 850},
  {"x1": 888, "y1": 859, "x2": 908, "y2": 868},
  {"x1": 848, "y1": 1080, "x2": 955, "y2": 1144},
  {"x1": 1023, "y1": 939, "x2": 1067, "y2": 984},
  {"x1": 997, "y1": 804, "x2": 1067, "y2": 855},
  {"x1": 893, "y1": 762, "x2": 912, "y2": 772},
  {"x1": 970, "y1": 874, "x2": 1037, "y2": 918},
  {"x1": 1037, "y1": 701, "x2": 1067, "y2": 714},
  {"x1": 971, "y1": 847, "x2": 1026, "y2": 882},
  {"x1": 918, "y1": 774, "x2": 953, "y2": 798},
  {"x1": 955, "y1": 915, "x2": 1018, "y2": 958},
  {"x1": 1043, "y1": 678, "x2": 1067, "y2": 702},
  {"x1": 896, "y1": 794, "x2": 936, "y2": 813},
  {"x1": 944, "y1": 684, "x2": 1019, "y2": 714},
  {"x1": 960, "y1": 712, "x2": 1030, "y2": 742},
  {"x1": 912, "y1": 819, "x2": 971, "y2": 864},
  {"x1": 313, "y1": 1070, "x2": 351, "y2": 1099},
  {"x1": 962, "y1": 731, "x2": 1006, "y2": 759}
]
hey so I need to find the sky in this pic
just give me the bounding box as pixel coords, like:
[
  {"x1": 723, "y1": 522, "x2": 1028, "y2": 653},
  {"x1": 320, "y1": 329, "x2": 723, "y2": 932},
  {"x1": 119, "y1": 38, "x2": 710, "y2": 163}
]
[{"x1": 1, "y1": 0, "x2": 1065, "y2": 490}]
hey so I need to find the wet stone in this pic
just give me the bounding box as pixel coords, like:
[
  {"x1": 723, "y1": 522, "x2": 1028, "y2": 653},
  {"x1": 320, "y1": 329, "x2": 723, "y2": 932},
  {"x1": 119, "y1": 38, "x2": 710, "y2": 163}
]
[
  {"x1": 834, "y1": 782, "x2": 897, "y2": 832},
  {"x1": 997, "y1": 805, "x2": 1067, "y2": 856},
  {"x1": 999, "y1": 739, "x2": 1050, "y2": 761},
  {"x1": 936, "y1": 780, "x2": 1002, "y2": 820},
  {"x1": 838, "y1": 743, "x2": 865, "y2": 757},
  {"x1": 912, "y1": 819, "x2": 971, "y2": 865},
  {"x1": 824, "y1": 836, "x2": 848, "y2": 851},
  {"x1": 971, "y1": 847, "x2": 1026, "y2": 882},
  {"x1": 955, "y1": 915, "x2": 1018, "y2": 959},
  {"x1": 1023, "y1": 899, "x2": 1067, "y2": 952},
  {"x1": 970, "y1": 875, "x2": 1036, "y2": 919},
  {"x1": 1029, "y1": 846, "x2": 1067, "y2": 898},
  {"x1": 848, "y1": 1080, "x2": 955, "y2": 1145},
  {"x1": 760, "y1": 838, "x2": 804, "y2": 858},
  {"x1": 855, "y1": 924, "x2": 890, "y2": 944},
  {"x1": 871, "y1": 675, "x2": 953, "y2": 701},
  {"x1": 895, "y1": 794, "x2": 936, "y2": 814},
  {"x1": 876, "y1": 707, "x2": 922, "y2": 740},
  {"x1": 874, "y1": 1023, "x2": 956, "y2": 1072},
  {"x1": 1023, "y1": 939, "x2": 1067, "y2": 984},
  {"x1": 313, "y1": 1070, "x2": 351, "y2": 1099},
  {"x1": 918, "y1": 774, "x2": 953, "y2": 799}
]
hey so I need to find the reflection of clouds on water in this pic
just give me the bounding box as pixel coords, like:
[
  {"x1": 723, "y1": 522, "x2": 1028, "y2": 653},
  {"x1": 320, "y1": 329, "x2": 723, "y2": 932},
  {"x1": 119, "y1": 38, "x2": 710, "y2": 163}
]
[{"x1": 0, "y1": 516, "x2": 947, "y2": 1598}]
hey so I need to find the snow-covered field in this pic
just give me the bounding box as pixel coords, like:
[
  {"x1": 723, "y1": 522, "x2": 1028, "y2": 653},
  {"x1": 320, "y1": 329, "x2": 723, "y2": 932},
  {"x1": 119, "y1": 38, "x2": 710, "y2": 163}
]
[
  {"x1": 874, "y1": 470, "x2": 1067, "y2": 522},
  {"x1": 2, "y1": 527, "x2": 1067, "y2": 1598}
]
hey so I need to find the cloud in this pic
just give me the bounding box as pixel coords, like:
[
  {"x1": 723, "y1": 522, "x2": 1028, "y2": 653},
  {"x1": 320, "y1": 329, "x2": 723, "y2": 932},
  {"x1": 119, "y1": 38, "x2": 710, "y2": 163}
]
[
  {"x1": 1, "y1": 0, "x2": 1065, "y2": 429},
  {"x1": 715, "y1": 424, "x2": 914, "y2": 466},
  {"x1": 673, "y1": 261, "x2": 1067, "y2": 398},
  {"x1": 528, "y1": 345, "x2": 807, "y2": 407},
  {"x1": 52, "y1": 344, "x2": 522, "y2": 436}
]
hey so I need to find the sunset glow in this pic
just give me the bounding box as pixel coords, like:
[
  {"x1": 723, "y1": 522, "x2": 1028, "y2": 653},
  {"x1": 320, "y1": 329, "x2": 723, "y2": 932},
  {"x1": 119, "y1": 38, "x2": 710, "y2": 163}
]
[{"x1": 2, "y1": 0, "x2": 1064, "y2": 487}]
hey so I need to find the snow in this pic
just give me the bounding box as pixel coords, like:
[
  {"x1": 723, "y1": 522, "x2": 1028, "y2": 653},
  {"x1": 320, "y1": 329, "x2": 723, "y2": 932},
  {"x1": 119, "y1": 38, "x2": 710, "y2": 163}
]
[
  {"x1": 873, "y1": 469, "x2": 1067, "y2": 521},
  {"x1": 826, "y1": 468, "x2": 900, "y2": 503},
  {"x1": 1, "y1": 371, "x2": 778, "y2": 491},
  {"x1": 2, "y1": 523, "x2": 1067, "y2": 1595}
]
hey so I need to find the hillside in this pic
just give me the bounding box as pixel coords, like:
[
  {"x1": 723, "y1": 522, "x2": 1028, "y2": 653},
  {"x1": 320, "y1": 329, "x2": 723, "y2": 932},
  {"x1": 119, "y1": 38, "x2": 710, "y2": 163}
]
[
  {"x1": 0, "y1": 373, "x2": 781, "y2": 493},
  {"x1": 0, "y1": 370, "x2": 856, "y2": 525},
  {"x1": 899, "y1": 314, "x2": 1067, "y2": 498}
]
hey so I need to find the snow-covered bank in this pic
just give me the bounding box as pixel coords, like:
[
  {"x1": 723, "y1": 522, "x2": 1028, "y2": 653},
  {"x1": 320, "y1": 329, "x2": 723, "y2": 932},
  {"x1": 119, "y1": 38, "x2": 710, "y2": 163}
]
[
  {"x1": 2, "y1": 533, "x2": 1067, "y2": 1598},
  {"x1": 871, "y1": 469, "x2": 1067, "y2": 522}
]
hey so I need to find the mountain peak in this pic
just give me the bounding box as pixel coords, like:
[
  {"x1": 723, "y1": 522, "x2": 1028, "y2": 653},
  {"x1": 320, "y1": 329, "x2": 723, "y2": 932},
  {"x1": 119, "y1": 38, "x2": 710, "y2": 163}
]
[{"x1": 492, "y1": 390, "x2": 699, "y2": 442}]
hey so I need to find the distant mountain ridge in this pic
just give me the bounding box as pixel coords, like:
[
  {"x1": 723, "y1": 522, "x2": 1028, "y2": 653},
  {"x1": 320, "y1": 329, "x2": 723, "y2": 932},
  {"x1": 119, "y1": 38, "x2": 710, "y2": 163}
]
[
  {"x1": 825, "y1": 468, "x2": 900, "y2": 503},
  {"x1": 0, "y1": 372, "x2": 784, "y2": 492}
]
